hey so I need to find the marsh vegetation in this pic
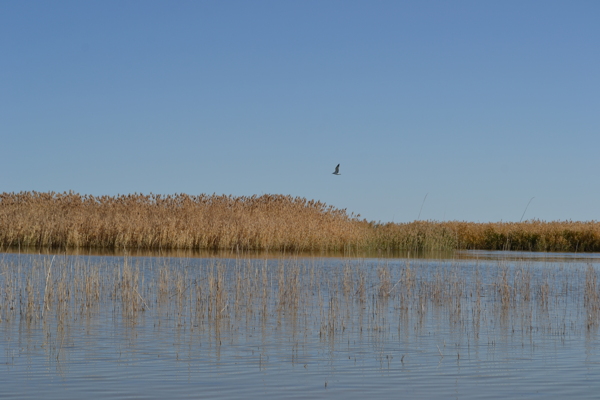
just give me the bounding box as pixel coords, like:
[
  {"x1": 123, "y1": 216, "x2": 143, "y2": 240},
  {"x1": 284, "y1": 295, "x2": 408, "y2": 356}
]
[
  {"x1": 2, "y1": 255, "x2": 600, "y2": 345},
  {"x1": 1, "y1": 191, "x2": 600, "y2": 253}
]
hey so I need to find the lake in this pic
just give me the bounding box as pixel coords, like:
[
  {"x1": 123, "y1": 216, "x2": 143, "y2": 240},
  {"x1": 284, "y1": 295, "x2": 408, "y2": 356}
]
[{"x1": 1, "y1": 251, "x2": 600, "y2": 399}]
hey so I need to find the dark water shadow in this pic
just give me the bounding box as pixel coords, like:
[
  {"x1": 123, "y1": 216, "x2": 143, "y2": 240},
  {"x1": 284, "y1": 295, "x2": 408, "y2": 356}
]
[{"x1": 0, "y1": 245, "x2": 459, "y2": 261}]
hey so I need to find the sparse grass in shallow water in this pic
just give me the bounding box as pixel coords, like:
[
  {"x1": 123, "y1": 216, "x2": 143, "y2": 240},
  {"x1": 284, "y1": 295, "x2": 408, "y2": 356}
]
[{"x1": 2, "y1": 256, "x2": 600, "y2": 345}]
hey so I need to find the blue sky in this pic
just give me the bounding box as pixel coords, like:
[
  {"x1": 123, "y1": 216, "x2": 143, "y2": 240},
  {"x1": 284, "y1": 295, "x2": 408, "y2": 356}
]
[{"x1": 1, "y1": 1, "x2": 599, "y2": 223}]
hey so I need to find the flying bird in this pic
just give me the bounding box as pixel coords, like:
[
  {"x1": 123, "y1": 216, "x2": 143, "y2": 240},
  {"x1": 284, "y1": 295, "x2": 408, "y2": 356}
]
[{"x1": 332, "y1": 164, "x2": 341, "y2": 175}]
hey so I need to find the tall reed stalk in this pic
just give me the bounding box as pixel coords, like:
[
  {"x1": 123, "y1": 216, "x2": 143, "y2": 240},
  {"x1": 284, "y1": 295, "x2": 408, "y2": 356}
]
[{"x1": 1, "y1": 191, "x2": 600, "y2": 252}]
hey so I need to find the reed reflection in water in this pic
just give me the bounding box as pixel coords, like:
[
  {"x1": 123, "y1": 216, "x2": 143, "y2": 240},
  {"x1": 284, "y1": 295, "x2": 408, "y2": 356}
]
[{"x1": 1, "y1": 253, "x2": 600, "y2": 399}]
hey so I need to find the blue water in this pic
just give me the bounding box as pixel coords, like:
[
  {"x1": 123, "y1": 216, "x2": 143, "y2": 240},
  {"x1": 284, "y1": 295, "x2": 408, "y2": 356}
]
[{"x1": 1, "y1": 253, "x2": 599, "y2": 399}]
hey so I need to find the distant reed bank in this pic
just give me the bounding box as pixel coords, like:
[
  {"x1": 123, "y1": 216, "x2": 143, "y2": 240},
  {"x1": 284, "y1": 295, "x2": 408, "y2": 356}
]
[{"x1": 1, "y1": 191, "x2": 599, "y2": 252}]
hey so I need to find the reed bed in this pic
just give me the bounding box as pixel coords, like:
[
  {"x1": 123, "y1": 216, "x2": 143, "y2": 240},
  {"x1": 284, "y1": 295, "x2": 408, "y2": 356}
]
[
  {"x1": 0, "y1": 192, "x2": 369, "y2": 252},
  {"x1": 2, "y1": 191, "x2": 600, "y2": 252},
  {"x1": 374, "y1": 220, "x2": 600, "y2": 252}
]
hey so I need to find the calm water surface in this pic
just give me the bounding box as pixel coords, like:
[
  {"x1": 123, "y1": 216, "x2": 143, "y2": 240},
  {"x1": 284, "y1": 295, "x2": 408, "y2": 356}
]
[{"x1": 1, "y1": 252, "x2": 600, "y2": 399}]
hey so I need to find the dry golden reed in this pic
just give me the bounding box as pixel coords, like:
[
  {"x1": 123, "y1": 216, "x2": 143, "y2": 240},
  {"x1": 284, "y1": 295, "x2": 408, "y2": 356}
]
[
  {"x1": 0, "y1": 191, "x2": 369, "y2": 252},
  {"x1": 1, "y1": 191, "x2": 600, "y2": 252}
]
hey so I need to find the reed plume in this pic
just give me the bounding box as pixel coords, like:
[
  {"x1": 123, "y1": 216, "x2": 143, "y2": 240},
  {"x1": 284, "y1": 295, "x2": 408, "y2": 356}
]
[{"x1": 1, "y1": 191, "x2": 600, "y2": 252}]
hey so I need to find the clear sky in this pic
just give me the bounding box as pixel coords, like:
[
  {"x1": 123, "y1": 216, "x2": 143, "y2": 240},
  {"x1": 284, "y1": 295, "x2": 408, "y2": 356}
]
[{"x1": 1, "y1": 1, "x2": 598, "y2": 223}]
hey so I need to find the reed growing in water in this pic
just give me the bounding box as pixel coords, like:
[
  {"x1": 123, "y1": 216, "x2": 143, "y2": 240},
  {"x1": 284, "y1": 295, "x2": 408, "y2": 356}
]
[
  {"x1": 2, "y1": 256, "x2": 599, "y2": 345},
  {"x1": 1, "y1": 191, "x2": 599, "y2": 252}
]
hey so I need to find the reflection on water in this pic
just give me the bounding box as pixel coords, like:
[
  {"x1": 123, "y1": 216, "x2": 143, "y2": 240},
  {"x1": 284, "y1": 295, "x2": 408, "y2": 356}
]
[
  {"x1": 1, "y1": 246, "x2": 459, "y2": 260},
  {"x1": 1, "y1": 253, "x2": 600, "y2": 399},
  {"x1": 458, "y1": 249, "x2": 600, "y2": 262},
  {"x1": 6, "y1": 245, "x2": 600, "y2": 262}
]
